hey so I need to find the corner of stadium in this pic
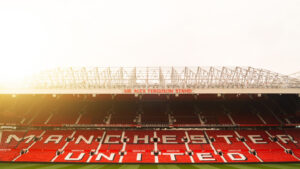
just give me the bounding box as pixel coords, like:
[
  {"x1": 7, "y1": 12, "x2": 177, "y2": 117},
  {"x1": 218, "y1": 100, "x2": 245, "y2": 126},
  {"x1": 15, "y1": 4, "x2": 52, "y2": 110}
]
[{"x1": 0, "y1": 66, "x2": 299, "y2": 169}]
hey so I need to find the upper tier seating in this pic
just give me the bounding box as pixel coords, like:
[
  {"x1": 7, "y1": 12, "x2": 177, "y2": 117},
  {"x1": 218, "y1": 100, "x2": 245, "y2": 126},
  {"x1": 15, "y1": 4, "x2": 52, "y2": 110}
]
[
  {"x1": 171, "y1": 102, "x2": 200, "y2": 124},
  {"x1": 0, "y1": 94, "x2": 298, "y2": 126}
]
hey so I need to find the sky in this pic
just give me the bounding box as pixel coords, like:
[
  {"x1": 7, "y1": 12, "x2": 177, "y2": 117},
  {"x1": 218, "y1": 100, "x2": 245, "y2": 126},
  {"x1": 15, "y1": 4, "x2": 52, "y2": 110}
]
[{"x1": 0, "y1": 0, "x2": 299, "y2": 83}]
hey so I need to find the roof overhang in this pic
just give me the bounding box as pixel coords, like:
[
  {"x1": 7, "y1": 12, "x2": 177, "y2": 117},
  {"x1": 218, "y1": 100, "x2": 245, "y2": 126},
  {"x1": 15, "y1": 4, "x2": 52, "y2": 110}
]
[
  {"x1": 0, "y1": 88, "x2": 299, "y2": 94},
  {"x1": 0, "y1": 67, "x2": 299, "y2": 94}
]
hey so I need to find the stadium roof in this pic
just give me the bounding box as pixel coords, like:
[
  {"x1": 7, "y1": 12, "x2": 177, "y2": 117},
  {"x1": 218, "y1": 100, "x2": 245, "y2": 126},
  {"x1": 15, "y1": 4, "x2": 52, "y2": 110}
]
[
  {"x1": 0, "y1": 67, "x2": 300, "y2": 94},
  {"x1": 290, "y1": 71, "x2": 300, "y2": 80}
]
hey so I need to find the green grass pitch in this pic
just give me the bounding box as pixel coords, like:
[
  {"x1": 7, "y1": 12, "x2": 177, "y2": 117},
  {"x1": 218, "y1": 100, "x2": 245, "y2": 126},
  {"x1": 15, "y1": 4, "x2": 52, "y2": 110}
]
[{"x1": 0, "y1": 163, "x2": 299, "y2": 169}]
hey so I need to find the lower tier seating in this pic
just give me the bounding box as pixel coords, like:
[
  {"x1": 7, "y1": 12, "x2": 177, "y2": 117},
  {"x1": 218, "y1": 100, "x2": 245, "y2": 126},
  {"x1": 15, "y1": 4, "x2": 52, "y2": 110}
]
[{"x1": 0, "y1": 129, "x2": 299, "y2": 163}]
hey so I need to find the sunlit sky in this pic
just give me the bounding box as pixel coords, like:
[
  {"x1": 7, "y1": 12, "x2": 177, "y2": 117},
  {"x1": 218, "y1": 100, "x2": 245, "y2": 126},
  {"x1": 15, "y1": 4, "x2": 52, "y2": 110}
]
[{"x1": 0, "y1": 0, "x2": 299, "y2": 84}]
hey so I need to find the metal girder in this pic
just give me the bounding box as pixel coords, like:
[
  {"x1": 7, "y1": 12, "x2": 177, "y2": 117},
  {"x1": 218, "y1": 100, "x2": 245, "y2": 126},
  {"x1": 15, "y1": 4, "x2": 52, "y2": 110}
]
[
  {"x1": 290, "y1": 71, "x2": 300, "y2": 80},
  {"x1": 2, "y1": 67, "x2": 300, "y2": 92}
]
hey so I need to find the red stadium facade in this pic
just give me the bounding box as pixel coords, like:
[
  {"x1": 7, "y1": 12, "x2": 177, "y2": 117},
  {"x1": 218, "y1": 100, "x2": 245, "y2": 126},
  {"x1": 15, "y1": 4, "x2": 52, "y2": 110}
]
[{"x1": 0, "y1": 67, "x2": 299, "y2": 164}]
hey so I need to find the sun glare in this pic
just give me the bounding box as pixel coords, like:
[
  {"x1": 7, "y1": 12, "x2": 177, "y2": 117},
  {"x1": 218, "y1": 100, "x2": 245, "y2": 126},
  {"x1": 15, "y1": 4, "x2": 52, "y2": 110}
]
[{"x1": 0, "y1": 57, "x2": 41, "y2": 89}]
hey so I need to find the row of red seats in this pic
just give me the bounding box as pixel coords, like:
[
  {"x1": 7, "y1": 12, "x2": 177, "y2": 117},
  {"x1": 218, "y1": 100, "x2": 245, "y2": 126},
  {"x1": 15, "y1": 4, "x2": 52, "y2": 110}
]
[
  {"x1": 0, "y1": 129, "x2": 299, "y2": 163},
  {"x1": 1, "y1": 94, "x2": 298, "y2": 126}
]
